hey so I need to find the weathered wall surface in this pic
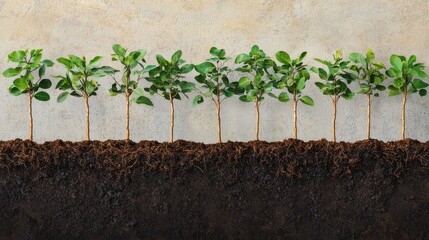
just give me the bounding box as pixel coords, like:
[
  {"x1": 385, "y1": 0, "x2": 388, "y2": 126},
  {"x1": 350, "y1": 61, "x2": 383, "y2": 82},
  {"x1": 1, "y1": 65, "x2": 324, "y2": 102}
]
[{"x1": 0, "y1": 0, "x2": 428, "y2": 143}]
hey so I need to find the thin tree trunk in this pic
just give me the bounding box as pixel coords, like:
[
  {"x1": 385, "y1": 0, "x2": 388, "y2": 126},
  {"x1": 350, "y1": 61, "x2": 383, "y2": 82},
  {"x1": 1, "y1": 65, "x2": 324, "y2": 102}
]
[
  {"x1": 367, "y1": 94, "x2": 371, "y2": 140},
  {"x1": 402, "y1": 92, "x2": 407, "y2": 140},
  {"x1": 216, "y1": 100, "x2": 221, "y2": 144},
  {"x1": 125, "y1": 94, "x2": 130, "y2": 141},
  {"x1": 169, "y1": 92, "x2": 174, "y2": 143},
  {"x1": 293, "y1": 93, "x2": 297, "y2": 139},
  {"x1": 84, "y1": 95, "x2": 90, "y2": 141},
  {"x1": 28, "y1": 94, "x2": 33, "y2": 141},
  {"x1": 255, "y1": 97, "x2": 260, "y2": 141},
  {"x1": 332, "y1": 97, "x2": 337, "y2": 143}
]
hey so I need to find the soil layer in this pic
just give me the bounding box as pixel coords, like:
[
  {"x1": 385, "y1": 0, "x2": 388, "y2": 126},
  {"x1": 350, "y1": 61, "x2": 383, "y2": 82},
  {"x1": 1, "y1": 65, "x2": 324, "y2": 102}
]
[{"x1": 0, "y1": 139, "x2": 428, "y2": 239}]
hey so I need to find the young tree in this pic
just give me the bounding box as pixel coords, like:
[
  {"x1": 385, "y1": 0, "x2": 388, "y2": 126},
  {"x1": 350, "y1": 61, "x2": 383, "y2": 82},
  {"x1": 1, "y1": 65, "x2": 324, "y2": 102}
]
[
  {"x1": 348, "y1": 49, "x2": 386, "y2": 140},
  {"x1": 271, "y1": 51, "x2": 313, "y2": 139},
  {"x1": 2, "y1": 49, "x2": 54, "y2": 141},
  {"x1": 109, "y1": 44, "x2": 155, "y2": 141},
  {"x1": 192, "y1": 47, "x2": 238, "y2": 143},
  {"x1": 311, "y1": 50, "x2": 354, "y2": 142},
  {"x1": 235, "y1": 45, "x2": 276, "y2": 141},
  {"x1": 386, "y1": 54, "x2": 428, "y2": 140},
  {"x1": 56, "y1": 55, "x2": 115, "y2": 141},
  {"x1": 145, "y1": 50, "x2": 194, "y2": 143}
]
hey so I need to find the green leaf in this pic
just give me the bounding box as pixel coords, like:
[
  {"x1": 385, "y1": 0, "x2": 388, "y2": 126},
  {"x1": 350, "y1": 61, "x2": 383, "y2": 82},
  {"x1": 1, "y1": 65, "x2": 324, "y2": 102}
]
[
  {"x1": 192, "y1": 95, "x2": 204, "y2": 107},
  {"x1": 239, "y1": 95, "x2": 253, "y2": 102},
  {"x1": 9, "y1": 86, "x2": 22, "y2": 96},
  {"x1": 419, "y1": 89, "x2": 427, "y2": 96},
  {"x1": 393, "y1": 78, "x2": 404, "y2": 88},
  {"x1": 180, "y1": 64, "x2": 194, "y2": 74},
  {"x1": 366, "y1": 49, "x2": 375, "y2": 63},
  {"x1": 8, "y1": 50, "x2": 26, "y2": 62},
  {"x1": 112, "y1": 44, "x2": 126, "y2": 57},
  {"x1": 349, "y1": 52, "x2": 366, "y2": 65},
  {"x1": 3, "y1": 68, "x2": 21, "y2": 77},
  {"x1": 57, "y1": 57, "x2": 74, "y2": 69},
  {"x1": 39, "y1": 64, "x2": 46, "y2": 78},
  {"x1": 88, "y1": 56, "x2": 102, "y2": 68},
  {"x1": 57, "y1": 92, "x2": 69, "y2": 103},
  {"x1": 179, "y1": 81, "x2": 195, "y2": 92},
  {"x1": 34, "y1": 91, "x2": 50, "y2": 101},
  {"x1": 390, "y1": 55, "x2": 403, "y2": 70},
  {"x1": 375, "y1": 85, "x2": 386, "y2": 91},
  {"x1": 300, "y1": 96, "x2": 314, "y2": 106},
  {"x1": 172, "y1": 50, "x2": 182, "y2": 63},
  {"x1": 278, "y1": 92, "x2": 289, "y2": 102},
  {"x1": 39, "y1": 79, "x2": 52, "y2": 89},
  {"x1": 135, "y1": 96, "x2": 153, "y2": 106},
  {"x1": 195, "y1": 62, "x2": 216, "y2": 74},
  {"x1": 133, "y1": 88, "x2": 145, "y2": 96},
  {"x1": 275, "y1": 51, "x2": 291, "y2": 65},
  {"x1": 68, "y1": 55, "x2": 83, "y2": 68},
  {"x1": 239, "y1": 76, "x2": 251, "y2": 88},
  {"x1": 298, "y1": 52, "x2": 307, "y2": 62},
  {"x1": 156, "y1": 55, "x2": 168, "y2": 66},
  {"x1": 235, "y1": 53, "x2": 250, "y2": 63},
  {"x1": 13, "y1": 77, "x2": 28, "y2": 90},
  {"x1": 43, "y1": 59, "x2": 54, "y2": 67},
  {"x1": 413, "y1": 79, "x2": 429, "y2": 89},
  {"x1": 296, "y1": 77, "x2": 306, "y2": 90}
]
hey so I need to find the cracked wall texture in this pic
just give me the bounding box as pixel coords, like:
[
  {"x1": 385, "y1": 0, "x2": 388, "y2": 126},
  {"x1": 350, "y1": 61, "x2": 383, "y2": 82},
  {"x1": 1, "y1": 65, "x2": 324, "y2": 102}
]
[{"x1": 0, "y1": 0, "x2": 428, "y2": 143}]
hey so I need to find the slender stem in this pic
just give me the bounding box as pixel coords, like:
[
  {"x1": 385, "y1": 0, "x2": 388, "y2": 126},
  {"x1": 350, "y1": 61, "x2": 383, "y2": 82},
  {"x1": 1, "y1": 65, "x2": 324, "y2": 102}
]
[
  {"x1": 332, "y1": 96, "x2": 337, "y2": 143},
  {"x1": 255, "y1": 97, "x2": 260, "y2": 141},
  {"x1": 402, "y1": 91, "x2": 407, "y2": 140},
  {"x1": 28, "y1": 93, "x2": 33, "y2": 141},
  {"x1": 84, "y1": 95, "x2": 90, "y2": 141},
  {"x1": 216, "y1": 101, "x2": 222, "y2": 144},
  {"x1": 293, "y1": 92, "x2": 297, "y2": 140},
  {"x1": 125, "y1": 94, "x2": 130, "y2": 141},
  {"x1": 367, "y1": 94, "x2": 371, "y2": 140},
  {"x1": 169, "y1": 91, "x2": 175, "y2": 143}
]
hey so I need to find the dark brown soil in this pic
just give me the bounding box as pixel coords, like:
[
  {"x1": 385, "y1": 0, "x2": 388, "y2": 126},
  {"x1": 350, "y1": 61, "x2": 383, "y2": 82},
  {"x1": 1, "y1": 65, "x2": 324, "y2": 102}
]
[{"x1": 0, "y1": 139, "x2": 428, "y2": 239}]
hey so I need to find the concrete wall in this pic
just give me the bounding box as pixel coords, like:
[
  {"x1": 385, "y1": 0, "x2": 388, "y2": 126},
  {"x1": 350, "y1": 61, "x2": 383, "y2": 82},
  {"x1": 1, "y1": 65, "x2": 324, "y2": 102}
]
[{"x1": 0, "y1": 0, "x2": 428, "y2": 143}]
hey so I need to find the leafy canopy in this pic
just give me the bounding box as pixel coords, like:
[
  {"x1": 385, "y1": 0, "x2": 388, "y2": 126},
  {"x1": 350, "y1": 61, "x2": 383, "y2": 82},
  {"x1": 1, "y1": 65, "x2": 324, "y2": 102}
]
[
  {"x1": 145, "y1": 50, "x2": 195, "y2": 100},
  {"x1": 310, "y1": 50, "x2": 354, "y2": 100},
  {"x1": 192, "y1": 47, "x2": 238, "y2": 106},
  {"x1": 3, "y1": 49, "x2": 54, "y2": 101},
  {"x1": 109, "y1": 44, "x2": 155, "y2": 106},
  {"x1": 235, "y1": 45, "x2": 276, "y2": 103},
  {"x1": 386, "y1": 54, "x2": 428, "y2": 97},
  {"x1": 55, "y1": 55, "x2": 116, "y2": 102},
  {"x1": 348, "y1": 49, "x2": 386, "y2": 97},
  {"x1": 270, "y1": 51, "x2": 314, "y2": 105}
]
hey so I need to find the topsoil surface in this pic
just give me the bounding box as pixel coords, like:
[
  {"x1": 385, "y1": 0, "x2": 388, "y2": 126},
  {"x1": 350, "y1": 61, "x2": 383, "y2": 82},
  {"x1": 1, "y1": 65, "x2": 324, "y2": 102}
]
[{"x1": 0, "y1": 139, "x2": 428, "y2": 240}]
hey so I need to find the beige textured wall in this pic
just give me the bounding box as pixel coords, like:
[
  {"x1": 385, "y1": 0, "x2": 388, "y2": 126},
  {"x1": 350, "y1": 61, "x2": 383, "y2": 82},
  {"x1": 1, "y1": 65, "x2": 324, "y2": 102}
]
[{"x1": 0, "y1": 0, "x2": 428, "y2": 143}]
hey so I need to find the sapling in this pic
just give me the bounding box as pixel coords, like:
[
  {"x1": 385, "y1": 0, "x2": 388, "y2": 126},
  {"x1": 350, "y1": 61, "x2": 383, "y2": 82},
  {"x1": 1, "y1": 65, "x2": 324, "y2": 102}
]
[
  {"x1": 192, "y1": 47, "x2": 238, "y2": 143},
  {"x1": 271, "y1": 51, "x2": 313, "y2": 139},
  {"x1": 311, "y1": 50, "x2": 354, "y2": 142},
  {"x1": 348, "y1": 49, "x2": 386, "y2": 140},
  {"x1": 145, "y1": 50, "x2": 194, "y2": 143},
  {"x1": 2, "y1": 49, "x2": 54, "y2": 141},
  {"x1": 235, "y1": 45, "x2": 276, "y2": 141},
  {"x1": 386, "y1": 54, "x2": 428, "y2": 140},
  {"x1": 109, "y1": 44, "x2": 155, "y2": 141},
  {"x1": 55, "y1": 55, "x2": 115, "y2": 141}
]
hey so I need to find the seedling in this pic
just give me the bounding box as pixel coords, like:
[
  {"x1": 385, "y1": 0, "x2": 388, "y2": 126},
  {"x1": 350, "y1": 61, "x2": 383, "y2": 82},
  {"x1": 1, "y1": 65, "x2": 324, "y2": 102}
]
[
  {"x1": 109, "y1": 44, "x2": 155, "y2": 141},
  {"x1": 192, "y1": 47, "x2": 238, "y2": 143},
  {"x1": 56, "y1": 55, "x2": 115, "y2": 141},
  {"x1": 235, "y1": 45, "x2": 276, "y2": 140},
  {"x1": 386, "y1": 54, "x2": 428, "y2": 140},
  {"x1": 348, "y1": 49, "x2": 386, "y2": 140},
  {"x1": 145, "y1": 50, "x2": 194, "y2": 143},
  {"x1": 311, "y1": 50, "x2": 354, "y2": 142},
  {"x1": 2, "y1": 49, "x2": 54, "y2": 141},
  {"x1": 271, "y1": 51, "x2": 313, "y2": 139}
]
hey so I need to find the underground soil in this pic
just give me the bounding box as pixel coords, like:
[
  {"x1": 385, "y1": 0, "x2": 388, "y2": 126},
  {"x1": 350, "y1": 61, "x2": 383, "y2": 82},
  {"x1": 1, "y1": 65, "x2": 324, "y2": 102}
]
[{"x1": 0, "y1": 139, "x2": 428, "y2": 239}]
